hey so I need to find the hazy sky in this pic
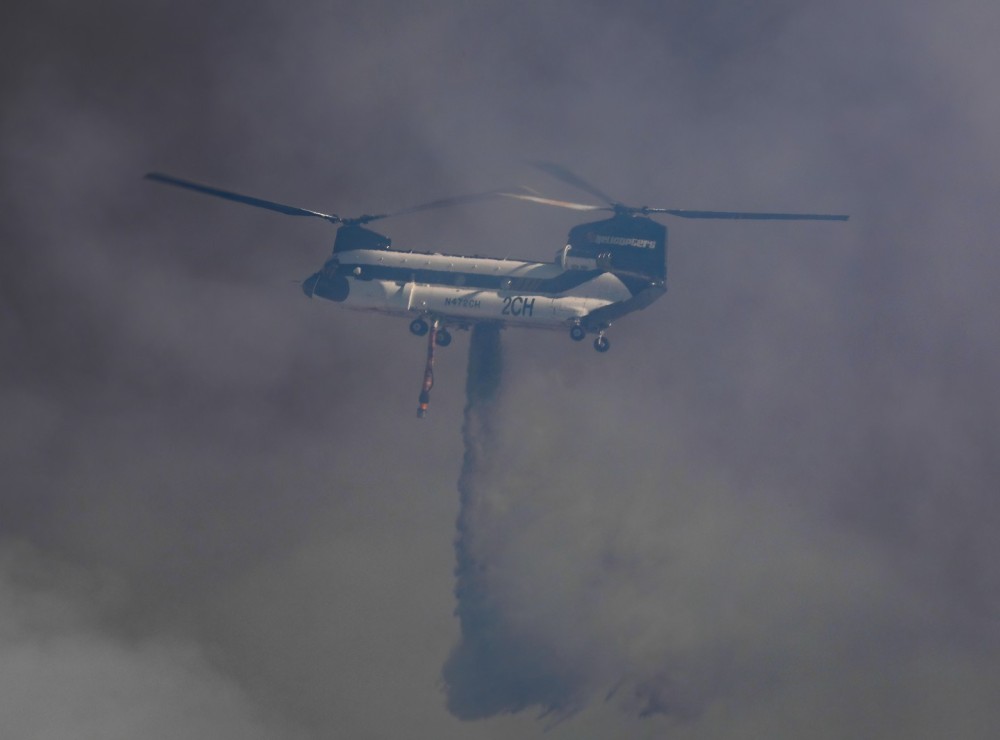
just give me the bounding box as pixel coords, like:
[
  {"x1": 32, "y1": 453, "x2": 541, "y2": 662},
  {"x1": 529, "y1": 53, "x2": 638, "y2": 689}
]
[{"x1": 3, "y1": 1, "x2": 1000, "y2": 737}]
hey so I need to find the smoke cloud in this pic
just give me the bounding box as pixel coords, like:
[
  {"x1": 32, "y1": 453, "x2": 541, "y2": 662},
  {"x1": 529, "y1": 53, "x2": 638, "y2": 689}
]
[
  {"x1": 4, "y1": 1, "x2": 1000, "y2": 737},
  {"x1": 440, "y1": 346, "x2": 967, "y2": 724},
  {"x1": 0, "y1": 542, "x2": 283, "y2": 739}
]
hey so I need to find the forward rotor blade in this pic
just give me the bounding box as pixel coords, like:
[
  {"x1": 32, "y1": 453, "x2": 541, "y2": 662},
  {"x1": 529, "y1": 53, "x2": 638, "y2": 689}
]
[
  {"x1": 145, "y1": 172, "x2": 342, "y2": 223},
  {"x1": 501, "y1": 192, "x2": 609, "y2": 212},
  {"x1": 653, "y1": 208, "x2": 849, "y2": 221},
  {"x1": 529, "y1": 161, "x2": 617, "y2": 206}
]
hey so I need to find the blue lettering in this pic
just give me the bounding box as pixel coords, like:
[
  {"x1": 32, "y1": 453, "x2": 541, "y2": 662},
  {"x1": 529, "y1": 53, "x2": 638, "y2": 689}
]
[{"x1": 446, "y1": 296, "x2": 481, "y2": 309}]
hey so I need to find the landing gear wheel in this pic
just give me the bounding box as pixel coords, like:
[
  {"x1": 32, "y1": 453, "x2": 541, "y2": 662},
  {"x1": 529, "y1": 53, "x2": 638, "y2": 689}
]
[
  {"x1": 594, "y1": 335, "x2": 610, "y2": 353},
  {"x1": 409, "y1": 318, "x2": 429, "y2": 336},
  {"x1": 569, "y1": 325, "x2": 586, "y2": 342},
  {"x1": 435, "y1": 328, "x2": 453, "y2": 347}
]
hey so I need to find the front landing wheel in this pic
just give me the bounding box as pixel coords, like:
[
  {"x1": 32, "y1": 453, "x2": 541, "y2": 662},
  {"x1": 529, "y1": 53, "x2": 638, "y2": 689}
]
[
  {"x1": 594, "y1": 335, "x2": 610, "y2": 353},
  {"x1": 409, "y1": 318, "x2": 429, "y2": 336}
]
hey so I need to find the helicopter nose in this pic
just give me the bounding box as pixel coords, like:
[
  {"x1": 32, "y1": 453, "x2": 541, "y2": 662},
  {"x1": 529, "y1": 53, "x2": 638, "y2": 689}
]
[
  {"x1": 301, "y1": 272, "x2": 350, "y2": 302},
  {"x1": 301, "y1": 272, "x2": 320, "y2": 297}
]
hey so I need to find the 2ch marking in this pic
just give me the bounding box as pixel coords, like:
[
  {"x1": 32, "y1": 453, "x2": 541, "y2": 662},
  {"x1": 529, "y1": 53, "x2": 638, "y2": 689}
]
[{"x1": 502, "y1": 296, "x2": 535, "y2": 317}]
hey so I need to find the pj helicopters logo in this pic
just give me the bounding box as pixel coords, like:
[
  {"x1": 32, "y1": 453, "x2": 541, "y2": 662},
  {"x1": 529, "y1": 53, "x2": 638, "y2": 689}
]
[{"x1": 590, "y1": 234, "x2": 658, "y2": 249}]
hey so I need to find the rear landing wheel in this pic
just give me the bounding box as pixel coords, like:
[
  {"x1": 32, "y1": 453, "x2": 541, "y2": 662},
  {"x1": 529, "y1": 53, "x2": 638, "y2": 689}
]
[
  {"x1": 594, "y1": 335, "x2": 610, "y2": 353},
  {"x1": 570, "y1": 325, "x2": 586, "y2": 342},
  {"x1": 409, "y1": 318, "x2": 429, "y2": 336}
]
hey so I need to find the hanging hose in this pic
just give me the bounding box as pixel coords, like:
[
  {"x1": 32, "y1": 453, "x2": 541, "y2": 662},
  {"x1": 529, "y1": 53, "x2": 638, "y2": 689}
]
[{"x1": 416, "y1": 321, "x2": 438, "y2": 418}]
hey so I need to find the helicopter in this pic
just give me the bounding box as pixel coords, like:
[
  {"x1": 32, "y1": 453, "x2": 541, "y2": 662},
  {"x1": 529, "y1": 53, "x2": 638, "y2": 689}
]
[{"x1": 146, "y1": 163, "x2": 848, "y2": 416}]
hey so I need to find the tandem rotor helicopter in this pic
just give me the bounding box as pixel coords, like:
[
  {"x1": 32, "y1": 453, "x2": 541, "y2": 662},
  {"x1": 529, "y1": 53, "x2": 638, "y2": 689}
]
[{"x1": 146, "y1": 163, "x2": 847, "y2": 416}]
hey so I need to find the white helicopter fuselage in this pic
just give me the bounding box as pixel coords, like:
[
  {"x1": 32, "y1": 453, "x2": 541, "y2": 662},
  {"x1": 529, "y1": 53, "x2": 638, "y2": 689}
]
[{"x1": 319, "y1": 249, "x2": 637, "y2": 329}]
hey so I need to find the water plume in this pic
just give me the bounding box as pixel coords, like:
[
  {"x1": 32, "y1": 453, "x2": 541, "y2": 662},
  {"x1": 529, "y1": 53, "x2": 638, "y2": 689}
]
[{"x1": 442, "y1": 322, "x2": 581, "y2": 719}]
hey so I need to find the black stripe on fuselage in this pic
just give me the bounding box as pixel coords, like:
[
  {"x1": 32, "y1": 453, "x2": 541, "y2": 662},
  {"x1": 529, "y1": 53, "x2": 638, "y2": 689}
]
[{"x1": 334, "y1": 261, "x2": 612, "y2": 295}]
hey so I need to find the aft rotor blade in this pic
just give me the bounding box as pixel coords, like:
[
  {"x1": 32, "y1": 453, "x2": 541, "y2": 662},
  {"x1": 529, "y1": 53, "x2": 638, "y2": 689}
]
[
  {"x1": 653, "y1": 208, "x2": 849, "y2": 221},
  {"x1": 385, "y1": 189, "x2": 515, "y2": 220},
  {"x1": 501, "y1": 192, "x2": 609, "y2": 212},
  {"x1": 529, "y1": 161, "x2": 618, "y2": 206},
  {"x1": 145, "y1": 172, "x2": 342, "y2": 223}
]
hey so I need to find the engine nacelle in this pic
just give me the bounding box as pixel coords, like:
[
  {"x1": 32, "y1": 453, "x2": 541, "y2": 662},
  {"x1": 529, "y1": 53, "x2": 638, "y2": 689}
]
[{"x1": 564, "y1": 214, "x2": 667, "y2": 281}]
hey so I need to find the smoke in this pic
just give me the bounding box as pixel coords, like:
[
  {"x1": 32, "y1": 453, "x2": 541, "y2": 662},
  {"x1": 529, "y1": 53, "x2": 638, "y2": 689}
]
[
  {"x1": 0, "y1": 542, "x2": 285, "y2": 740},
  {"x1": 440, "y1": 339, "x2": 934, "y2": 723},
  {"x1": 444, "y1": 326, "x2": 807, "y2": 724},
  {"x1": 5, "y1": 0, "x2": 1000, "y2": 737},
  {"x1": 443, "y1": 353, "x2": 1000, "y2": 732}
]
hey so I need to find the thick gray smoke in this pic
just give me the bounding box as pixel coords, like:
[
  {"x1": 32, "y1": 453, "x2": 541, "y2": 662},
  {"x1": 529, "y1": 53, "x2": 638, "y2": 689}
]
[
  {"x1": 440, "y1": 323, "x2": 923, "y2": 723},
  {"x1": 5, "y1": 1, "x2": 1000, "y2": 737},
  {"x1": 443, "y1": 325, "x2": 727, "y2": 722}
]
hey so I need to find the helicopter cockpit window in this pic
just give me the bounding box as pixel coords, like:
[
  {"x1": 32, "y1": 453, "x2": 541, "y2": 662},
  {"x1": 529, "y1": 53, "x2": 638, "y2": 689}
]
[{"x1": 556, "y1": 244, "x2": 571, "y2": 266}]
